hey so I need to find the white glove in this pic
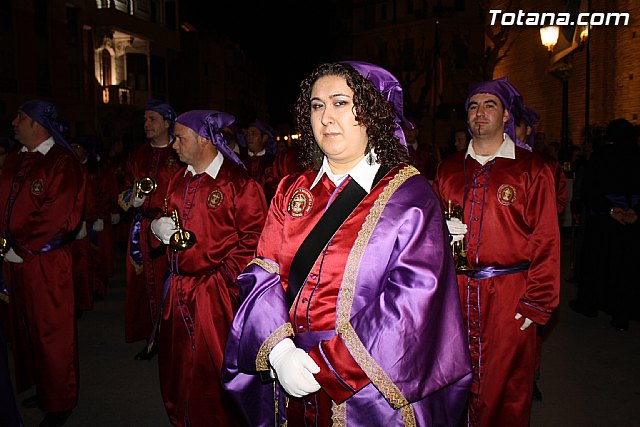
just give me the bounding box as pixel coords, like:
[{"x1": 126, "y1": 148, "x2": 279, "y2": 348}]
[
  {"x1": 111, "y1": 213, "x2": 121, "y2": 225},
  {"x1": 151, "y1": 216, "x2": 177, "y2": 245},
  {"x1": 92, "y1": 218, "x2": 104, "y2": 232},
  {"x1": 132, "y1": 195, "x2": 146, "y2": 208},
  {"x1": 446, "y1": 217, "x2": 468, "y2": 243},
  {"x1": 76, "y1": 221, "x2": 87, "y2": 240},
  {"x1": 515, "y1": 313, "x2": 533, "y2": 330},
  {"x1": 269, "y1": 338, "x2": 320, "y2": 398},
  {"x1": 4, "y1": 247, "x2": 23, "y2": 263}
]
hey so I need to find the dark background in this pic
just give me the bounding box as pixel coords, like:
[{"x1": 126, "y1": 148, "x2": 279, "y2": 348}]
[{"x1": 181, "y1": 1, "x2": 341, "y2": 125}]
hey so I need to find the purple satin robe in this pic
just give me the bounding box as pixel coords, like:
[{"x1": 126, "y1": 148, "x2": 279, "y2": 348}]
[{"x1": 223, "y1": 164, "x2": 472, "y2": 426}]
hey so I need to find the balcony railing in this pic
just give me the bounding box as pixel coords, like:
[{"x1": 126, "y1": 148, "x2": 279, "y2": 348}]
[{"x1": 101, "y1": 85, "x2": 132, "y2": 105}]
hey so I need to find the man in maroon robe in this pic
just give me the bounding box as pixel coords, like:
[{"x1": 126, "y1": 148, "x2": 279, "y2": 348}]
[
  {"x1": 118, "y1": 99, "x2": 183, "y2": 358},
  {"x1": 432, "y1": 78, "x2": 561, "y2": 427},
  {"x1": 149, "y1": 110, "x2": 267, "y2": 426},
  {"x1": 1, "y1": 99, "x2": 86, "y2": 427},
  {"x1": 240, "y1": 119, "x2": 277, "y2": 203}
]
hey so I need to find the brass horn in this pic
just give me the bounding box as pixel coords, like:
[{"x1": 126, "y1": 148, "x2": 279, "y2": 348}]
[
  {"x1": 445, "y1": 199, "x2": 474, "y2": 274},
  {"x1": 135, "y1": 176, "x2": 157, "y2": 198},
  {"x1": 169, "y1": 209, "x2": 197, "y2": 251},
  {"x1": 0, "y1": 236, "x2": 8, "y2": 258}
]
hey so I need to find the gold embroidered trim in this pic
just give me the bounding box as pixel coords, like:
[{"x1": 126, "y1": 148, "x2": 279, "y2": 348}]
[
  {"x1": 331, "y1": 401, "x2": 346, "y2": 426},
  {"x1": 129, "y1": 255, "x2": 143, "y2": 275},
  {"x1": 400, "y1": 405, "x2": 417, "y2": 426},
  {"x1": 336, "y1": 165, "x2": 418, "y2": 418},
  {"x1": 117, "y1": 185, "x2": 135, "y2": 212},
  {"x1": 246, "y1": 257, "x2": 280, "y2": 275},
  {"x1": 256, "y1": 323, "x2": 294, "y2": 371}
]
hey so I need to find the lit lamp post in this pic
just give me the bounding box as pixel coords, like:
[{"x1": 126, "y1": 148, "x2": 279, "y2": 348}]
[
  {"x1": 540, "y1": 25, "x2": 572, "y2": 163},
  {"x1": 539, "y1": 26, "x2": 559, "y2": 52},
  {"x1": 540, "y1": 23, "x2": 590, "y2": 164}
]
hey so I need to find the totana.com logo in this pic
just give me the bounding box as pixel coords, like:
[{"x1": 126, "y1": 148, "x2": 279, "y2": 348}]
[{"x1": 489, "y1": 9, "x2": 629, "y2": 26}]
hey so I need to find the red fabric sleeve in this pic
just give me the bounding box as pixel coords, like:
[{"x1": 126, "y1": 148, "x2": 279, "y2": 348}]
[{"x1": 308, "y1": 337, "x2": 370, "y2": 404}]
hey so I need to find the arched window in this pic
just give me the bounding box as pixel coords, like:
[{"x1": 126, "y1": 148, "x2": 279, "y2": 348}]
[{"x1": 101, "y1": 48, "x2": 112, "y2": 86}]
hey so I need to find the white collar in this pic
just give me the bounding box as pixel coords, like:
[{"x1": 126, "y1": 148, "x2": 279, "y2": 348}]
[
  {"x1": 310, "y1": 151, "x2": 380, "y2": 193},
  {"x1": 185, "y1": 151, "x2": 224, "y2": 179},
  {"x1": 21, "y1": 137, "x2": 55, "y2": 155},
  {"x1": 150, "y1": 135, "x2": 174, "y2": 149},
  {"x1": 248, "y1": 149, "x2": 266, "y2": 157},
  {"x1": 466, "y1": 133, "x2": 515, "y2": 166}
]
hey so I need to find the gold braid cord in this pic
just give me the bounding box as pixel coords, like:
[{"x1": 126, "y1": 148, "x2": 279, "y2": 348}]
[
  {"x1": 256, "y1": 322, "x2": 294, "y2": 371},
  {"x1": 335, "y1": 165, "x2": 419, "y2": 426},
  {"x1": 246, "y1": 257, "x2": 280, "y2": 275}
]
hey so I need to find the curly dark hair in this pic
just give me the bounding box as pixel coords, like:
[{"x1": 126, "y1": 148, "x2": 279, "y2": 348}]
[{"x1": 293, "y1": 62, "x2": 410, "y2": 170}]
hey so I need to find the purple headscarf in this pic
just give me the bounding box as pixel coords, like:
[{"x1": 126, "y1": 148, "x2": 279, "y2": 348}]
[
  {"x1": 247, "y1": 119, "x2": 277, "y2": 155},
  {"x1": 465, "y1": 77, "x2": 521, "y2": 144},
  {"x1": 19, "y1": 99, "x2": 75, "y2": 155},
  {"x1": 176, "y1": 110, "x2": 245, "y2": 168},
  {"x1": 145, "y1": 99, "x2": 177, "y2": 134},
  {"x1": 341, "y1": 61, "x2": 409, "y2": 148},
  {"x1": 513, "y1": 100, "x2": 540, "y2": 150}
]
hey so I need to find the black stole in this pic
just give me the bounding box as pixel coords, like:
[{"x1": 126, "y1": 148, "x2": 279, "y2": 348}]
[{"x1": 287, "y1": 166, "x2": 389, "y2": 307}]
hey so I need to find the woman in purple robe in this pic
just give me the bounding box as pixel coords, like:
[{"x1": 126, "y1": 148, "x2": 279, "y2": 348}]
[{"x1": 222, "y1": 61, "x2": 472, "y2": 426}]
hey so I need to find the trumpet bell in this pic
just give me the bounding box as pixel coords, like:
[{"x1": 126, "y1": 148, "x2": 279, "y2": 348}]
[
  {"x1": 446, "y1": 199, "x2": 475, "y2": 275},
  {"x1": 169, "y1": 230, "x2": 197, "y2": 251},
  {"x1": 455, "y1": 250, "x2": 475, "y2": 274},
  {"x1": 169, "y1": 208, "x2": 197, "y2": 251},
  {"x1": 136, "y1": 176, "x2": 157, "y2": 197}
]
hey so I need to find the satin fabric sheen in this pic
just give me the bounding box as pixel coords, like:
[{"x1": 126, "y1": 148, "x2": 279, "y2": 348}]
[
  {"x1": 223, "y1": 164, "x2": 472, "y2": 426},
  {"x1": 158, "y1": 160, "x2": 267, "y2": 427},
  {"x1": 240, "y1": 151, "x2": 276, "y2": 203},
  {"x1": 121, "y1": 142, "x2": 183, "y2": 343},
  {"x1": 0, "y1": 145, "x2": 86, "y2": 412},
  {"x1": 432, "y1": 148, "x2": 561, "y2": 427}
]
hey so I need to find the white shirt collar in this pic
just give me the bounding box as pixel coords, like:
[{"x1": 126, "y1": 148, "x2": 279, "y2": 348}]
[
  {"x1": 185, "y1": 151, "x2": 224, "y2": 179},
  {"x1": 466, "y1": 133, "x2": 515, "y2": 166},
  {"x1": 248, "y1": 149, "x2": 266, "y2": 157},
  {"x1": 21, "y1": 137, "x2": 55, "y2": 155},
  {"x1": 310, "y1": 151, "x2": 381, "y2": 193},
  {"x1": 150, "y1": 135, "x2": 174, "y2": 148}
]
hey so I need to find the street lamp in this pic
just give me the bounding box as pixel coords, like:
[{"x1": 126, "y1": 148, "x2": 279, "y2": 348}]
[
  {"x1": 540, "y1": 25, "x2": 570, "y2": 162},
  {"x1": 540, "y1": 26, "x2": 560, "y2": 51}
]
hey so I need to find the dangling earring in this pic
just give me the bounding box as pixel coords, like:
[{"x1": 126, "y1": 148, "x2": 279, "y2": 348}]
[{"x1": 367, "y1": 151, "x2": 374, "y2": 165}]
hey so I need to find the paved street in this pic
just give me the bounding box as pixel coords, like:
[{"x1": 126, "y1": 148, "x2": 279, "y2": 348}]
[{"x1": 11, "y1": 232, "x2": 640, "y2": 426}]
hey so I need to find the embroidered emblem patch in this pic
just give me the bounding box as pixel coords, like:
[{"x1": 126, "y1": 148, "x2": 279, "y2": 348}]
[
  {"x1": 497, "y1": 184, "x2": 517, "y2": 206},
  {"x1": 166, "y1": 157, "x2": 177, "y2": 168},
  {"x1": 287, "y1": 188, "x2": 313, "y2": 217},
  {"x1": 31, "y1": 179, "x2": 43, "y2": 196},
  {"x1": 207, "y1": 190, "x2": 223, "y2": 208}
]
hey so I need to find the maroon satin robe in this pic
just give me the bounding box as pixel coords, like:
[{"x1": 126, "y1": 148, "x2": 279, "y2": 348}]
[
  {"x1": 158, "y1": 160, "x2": 267, "y2": 427},
  {"x1": 85, "y1": 157, "x2": 120, "y2": 296},
  {"x1": 432, "y1": 147, "x2": 560, "y2": 427},
  {"x1": 119, "y1": 141, "x2": 183, "y2": 343},
  {"x1": 0, "y1": 144, "x2": 86, "y2": 412}
]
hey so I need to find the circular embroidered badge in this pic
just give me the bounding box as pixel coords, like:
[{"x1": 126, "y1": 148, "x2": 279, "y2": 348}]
[
  {"x1": 497, "y1": 184, "x2": 517, "y2": 206},
  {"x1": 287, "y1": 188, "x2": 313, "y2": 217},
  {"x1": 207, "y1": 190, "x2": 223, "y2": 208},
  {"x1": 31, "y1": 179, "x2": 44, "y2": 196}
]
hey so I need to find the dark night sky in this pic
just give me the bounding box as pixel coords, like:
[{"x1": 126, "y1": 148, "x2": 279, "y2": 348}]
[{"x1": 182, "y1": 1, "x2": 341, "y2": 127}]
